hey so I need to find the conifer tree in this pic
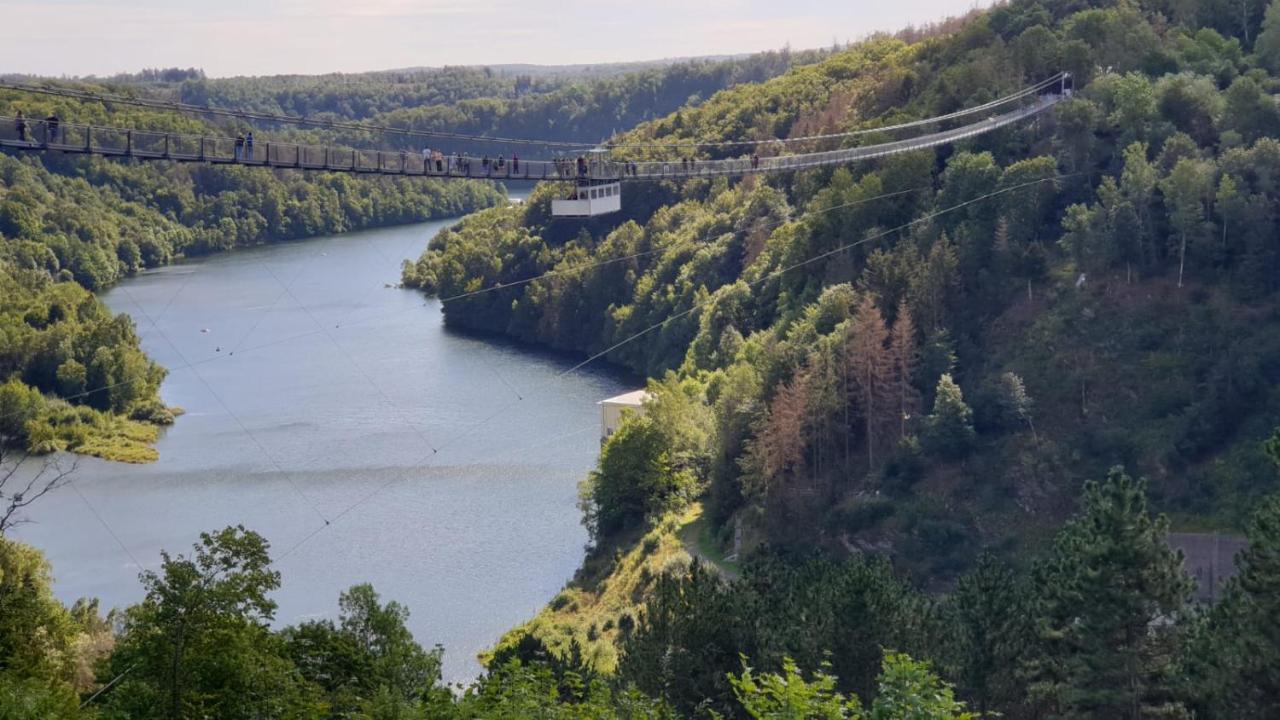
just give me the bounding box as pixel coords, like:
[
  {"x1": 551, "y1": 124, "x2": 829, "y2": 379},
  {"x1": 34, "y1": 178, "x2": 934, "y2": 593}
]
[
  {"x1": 847, "y1": 296, "x2": 893, "y2": 467},
  {"x1": 752, "y1": 369, "x2": 811, "y2": 492},
  {"x1": 922, "y1": 375, "x2": 974, "y2": 458},
  {"x1": 1255, "y1": 0, "x2": 1280, "y2": 73},
  {"x1": 1183, "y1": 433, "x2": 1280, "y2": 718},
  {"x1": 948, "y1": 554, "x2": 1031, "y2": 717},
  {"x1": 887, "y1": 301, "x2": 920, "y2": 441},
  {"x1": 1025, "y1": 469, "x2": 1193, "y2": 720}
]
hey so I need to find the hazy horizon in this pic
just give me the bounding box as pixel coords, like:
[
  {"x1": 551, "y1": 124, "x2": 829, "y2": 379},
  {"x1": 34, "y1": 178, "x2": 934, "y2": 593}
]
[{"x1": 1, "y1": 0, "x2": 991, "y2": 79}]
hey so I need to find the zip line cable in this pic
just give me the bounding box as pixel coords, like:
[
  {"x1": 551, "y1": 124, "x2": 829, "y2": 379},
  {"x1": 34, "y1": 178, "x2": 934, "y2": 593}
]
[
  {"x1": 68, "y1": 478, "x2": 142, "y2": 569},
  {"x1": 253, "y1": 260, "x2": 442, "y2": 455},
  {"x1": 275, "y1": 173, "x2": 1072, "y2": 561},
  {"x1": 115, "y1": 285, "x2": 334, "y2": 527}
]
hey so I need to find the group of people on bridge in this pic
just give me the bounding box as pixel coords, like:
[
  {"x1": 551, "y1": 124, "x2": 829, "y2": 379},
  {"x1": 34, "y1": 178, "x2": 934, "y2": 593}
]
[
  {"x1": 13, "y1": 111, "x2": 61, "y2": 144},
  {"x1": 8, "y1": 111, "x2": 764, "y2": 180}
]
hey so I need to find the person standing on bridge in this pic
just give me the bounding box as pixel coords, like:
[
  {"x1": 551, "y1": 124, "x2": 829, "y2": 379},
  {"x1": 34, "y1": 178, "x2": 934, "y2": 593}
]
[
  {"x1": 234, "y1": 134, "x2": 245, "y2": 161},
  {"x1": 422, "y1": 145, "x2": 432, "y2": 170},
  {"x1": 44, "y1": 114, "x2": 59, "y2": 145},
  {"x1": 752, "y1": 153, "x2": 759, "y2": 170},
  {"x1": 512, "y1": 153, "x2": 519, "y2": 173},
  {"x1": 14, "y1": 111, "x2": 27, "y2": 142},
  {"x1": 245, "y1": 132, "x2": 255, "y2": 162}
]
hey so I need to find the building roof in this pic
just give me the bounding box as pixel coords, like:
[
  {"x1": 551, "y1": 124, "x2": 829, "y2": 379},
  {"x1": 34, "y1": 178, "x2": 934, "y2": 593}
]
[{"x1": 599, "y1": 389, "x2": 650, "y2": 407}]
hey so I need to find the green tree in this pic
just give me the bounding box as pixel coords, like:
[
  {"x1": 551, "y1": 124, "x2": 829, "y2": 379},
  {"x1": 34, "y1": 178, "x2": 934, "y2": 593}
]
[
  {"x1": 1183, "y1": 433, "x2": 1280, "y2": 718},
  {"x1": 101, "y1": 526, "x2": 306, "y2": 720},
  {"x1": 730, "y1": 656, "x2": 863, "y2": 720},
  {"x1": 285, "y1": 583, "x2": 445, "y2": 715},
  {"x1": 1160, "y1": 158, "x2": 1217, "y2": 288},
  {"x1": 869, "y1": 652, "x2": 975, "y2": 720},
  {"x1": 582, "y1": 407, "x2": 696, "y2": 538},
  {"x1": 922, "y1": 375, "x2": 974, "y2": 459},
  {"x1": 0, "y1": 537, "x2": 79, "y2": 717},
  {"x1": 1254, "y1": 0, "x2": 1280, "y2": 72},
  {"x1": 728, "y1": 651, "x2": 975, "y2": 720},
  {"x1": 946, "y1": 554, "x2": 1031, "y2": 717},
  {"x1": 1025, "y1": 469, "x2": 1193, "y2": 719}
]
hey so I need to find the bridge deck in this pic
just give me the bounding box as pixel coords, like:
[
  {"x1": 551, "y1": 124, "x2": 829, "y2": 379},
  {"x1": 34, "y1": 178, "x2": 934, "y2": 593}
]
[{"x1": 0, "y1": 95, "x2": 1061, "y2": 182}]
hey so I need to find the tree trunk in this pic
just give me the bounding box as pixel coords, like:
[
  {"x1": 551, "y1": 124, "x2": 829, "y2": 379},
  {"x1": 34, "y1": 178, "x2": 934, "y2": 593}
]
[
  {"x1": 1178, "y1": 232, "x2": 1187, "y2": 288},
  {"x1": 170, "y1": 628, "x2": 185, "y2": 720}
]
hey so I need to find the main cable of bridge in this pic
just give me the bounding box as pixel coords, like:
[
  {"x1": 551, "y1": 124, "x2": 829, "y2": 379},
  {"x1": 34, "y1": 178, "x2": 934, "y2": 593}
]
[{"x1": 600, "y1": 72, "x2": 1067, "y2": 150}]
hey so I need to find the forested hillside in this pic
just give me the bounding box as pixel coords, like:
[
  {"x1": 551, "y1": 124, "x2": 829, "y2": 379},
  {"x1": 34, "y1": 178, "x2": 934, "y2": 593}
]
[
  {"x1": 83, "y1": 50, "x2": 827, "y2": 157},
  {"x1": 407, "y1": 1, "x2": 1280, "y2": 709},
  {"x1": 407, "y1": 0, "x2": 1280, "y2": 568}
]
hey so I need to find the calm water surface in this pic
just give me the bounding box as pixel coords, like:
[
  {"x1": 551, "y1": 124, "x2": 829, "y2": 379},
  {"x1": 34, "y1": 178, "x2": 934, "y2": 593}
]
[{"x1": 15, "y1": 210, "x2": 630, "y2": 682}]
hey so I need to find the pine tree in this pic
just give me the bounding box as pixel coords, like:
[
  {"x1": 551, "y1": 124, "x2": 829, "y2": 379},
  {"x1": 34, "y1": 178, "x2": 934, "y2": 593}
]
[
  {"x1": 998, "y1": 371, "x2": 1037, "y2": 441},
  {"x1": 948, "y1": 554, "x2": 1032, "y2": 717},
  {"x1": 922, "y1": 374, "x2": 974, "y2": 459},
  {"x1": 846, "y1": 296, "x2": 893, "y2": 467},
  {"x1": 1025, "y1": 469, "x2": 1193, "y2": 720},
  {"x1": 887, "y1": 301, "x2": 920, "y2": 442},
  {"x1": 753, "y1": 369, "x2": 811, "y2": 491},
  {"x1": 1255, "y1": 0, "x2": 1280, "y2": 73},
  {"x1": 909, "y1": 233, "x2": 959, "y2": 335},
  {"x1": 1184, "y1": 433, "x2": 1280, "y2": 718}
]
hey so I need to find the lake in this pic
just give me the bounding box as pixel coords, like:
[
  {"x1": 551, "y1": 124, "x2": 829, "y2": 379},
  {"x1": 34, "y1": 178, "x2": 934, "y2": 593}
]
[{"x1": 13, "y1": 208, "x2": 631, "y2": 683}]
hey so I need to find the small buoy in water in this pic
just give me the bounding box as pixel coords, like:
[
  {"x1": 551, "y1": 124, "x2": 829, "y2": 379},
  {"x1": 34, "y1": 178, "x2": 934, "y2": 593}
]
[
  {"x1": 215, "y1": 347, "x2": 221, "y2": 352},
  {"x1": 201, "y1": 328, "x2": 210, "y2": 334}
]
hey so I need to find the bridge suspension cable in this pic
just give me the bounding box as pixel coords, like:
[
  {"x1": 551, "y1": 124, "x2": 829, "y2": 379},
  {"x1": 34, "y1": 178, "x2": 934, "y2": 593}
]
[{"x1": 603, "y1": 72, "x2": 1069, "y2": 150}]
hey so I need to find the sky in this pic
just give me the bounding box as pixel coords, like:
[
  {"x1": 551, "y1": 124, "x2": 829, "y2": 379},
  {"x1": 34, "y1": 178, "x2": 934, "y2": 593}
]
[{"x1": 0, "y1": 0, "x2": 992, "y2": 78}]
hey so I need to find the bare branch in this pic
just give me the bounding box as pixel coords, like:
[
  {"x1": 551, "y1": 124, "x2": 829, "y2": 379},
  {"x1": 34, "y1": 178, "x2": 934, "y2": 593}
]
[{"x1": 0, "y1": 451, "x2": 77, "y2": 534}]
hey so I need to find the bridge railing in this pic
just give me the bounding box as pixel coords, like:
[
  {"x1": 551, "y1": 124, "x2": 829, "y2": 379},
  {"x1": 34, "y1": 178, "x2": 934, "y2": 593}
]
[{"x1": 0, "y1": 90, "x2": 1061, "y2": 182}]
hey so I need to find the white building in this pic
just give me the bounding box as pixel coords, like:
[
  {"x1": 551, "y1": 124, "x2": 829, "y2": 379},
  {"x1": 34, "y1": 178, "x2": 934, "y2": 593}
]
[{"x1": 599, "y1": 389, "x2": 650, "y2": 444}]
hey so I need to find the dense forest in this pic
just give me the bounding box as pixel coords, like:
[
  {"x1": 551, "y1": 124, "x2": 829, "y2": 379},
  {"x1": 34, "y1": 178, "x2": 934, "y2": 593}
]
[
  {"x1": 96, "y1": 50, "x2": 828, "y2": 156},
  {"x1": 406, "y1": 0, "x2": 1280, "y2": 558}
]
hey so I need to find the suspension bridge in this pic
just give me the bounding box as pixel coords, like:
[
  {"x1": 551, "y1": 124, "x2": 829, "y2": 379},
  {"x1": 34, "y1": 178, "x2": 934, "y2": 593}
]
[{"x1": 0, "y1": 73, "x2": 1070, "y2": 216}]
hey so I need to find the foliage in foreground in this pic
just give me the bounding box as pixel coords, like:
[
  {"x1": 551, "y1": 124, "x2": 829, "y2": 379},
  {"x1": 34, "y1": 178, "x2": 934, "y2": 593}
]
[{"x1": 1, "y1": 525, "x2": 987, "y2": 720}]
